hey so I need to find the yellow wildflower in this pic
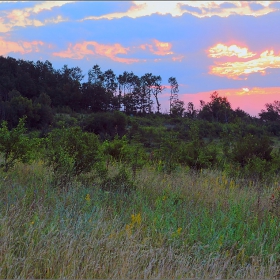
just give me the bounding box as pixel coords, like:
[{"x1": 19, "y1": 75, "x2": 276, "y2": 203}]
[
  {"x1": 131, "y1": 213, "x2": 141, "y2": 225},
  {"x1": 177, "y1": 227, "x2": 182, "y2": 235}
]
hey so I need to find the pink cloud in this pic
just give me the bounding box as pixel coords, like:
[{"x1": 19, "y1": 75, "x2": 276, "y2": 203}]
[
  {"x1": 140, "y1": 39, "x2": 173, "y2": 56},
  {"x1": 0, "y1": 37, "x2": 44, "y2": 56},
  {"x1": 53, "y1": 41, "x2": 140, "y2": 64},
  {"x1": 53, "y1": 39, "x2": 181, "y2": 63},
  {"x1": 172, "y1": 55, "x2": 184, "y2": 62}
]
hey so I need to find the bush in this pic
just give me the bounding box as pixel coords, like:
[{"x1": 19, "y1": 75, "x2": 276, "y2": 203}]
[
  {"x1": 230, "y1": 134, "x2": 273, "y2": 167},
  {"x1": 44, "y1": 127, "x2": 101, "y2": 188},
  {"x1": 82, "y1": 111, "x2": 127, "y2": 139},
  {"x1": 100, "y1": 166, "x2": 134, "y2": 193},
  {"x1": 0, "y1": 117, "x2": 37, "y2": 172}
]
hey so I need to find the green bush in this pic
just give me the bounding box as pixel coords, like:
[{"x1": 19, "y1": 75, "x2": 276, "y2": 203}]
[
  {"x1": 156, "y1": 132, "x2": 180, "y2": 173},
  {"x1": 230, "y1": 134, "x2": 273, "y2": 167},
  {"x1": 223, "y1": 132, "x2": 275, "y2": 180},
  {"x1": 0, "y1": 117, "x2": 37, "y2": 172},
  {"x1": 44, "y1": 126, "x2": 101, "y2": 188},
  {"x1": 100, "y1": 166, "x2": 134, "y2": 193},
  {"x1": 82, "y1": 111, "x2": 127, "y2": 139}
]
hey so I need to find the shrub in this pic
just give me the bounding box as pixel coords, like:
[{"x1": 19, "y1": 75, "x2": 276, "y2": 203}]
[
  {"x1": 44, "y1": 126, "x2": 101, "y2": 188},
  {"x1": 0, "y1": 117, "x2": 36, "y2": 172}
]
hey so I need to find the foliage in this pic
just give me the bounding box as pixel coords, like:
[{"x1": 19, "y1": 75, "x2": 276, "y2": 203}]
[
  {"x1": 259, "y1": 100, "x2": 280, "y2": 122},
  {"x1": 44, "y1": 126, "x2": 100, "y2": 188},
  {"x1": 81, "y1": 111, "x2": 127, "y2": 139},
  {"x1": 0, "y1": 117, "x2": 36, "y2": 172},
  {"x1": 198, "y1": 91, "x2": 233, "y2": 123},
  {"x1": 222, "y1": 130, "x2": 275, "y2": 180},
  {"x1": 101, "y1": 166, "x2": 135, "y2": 193},
  {"x1": 178, "y1": 123, "x2": 219, "y2": 169},
  {"x1": 2, "y1": 162, "x2": 280, "y2": 278},
  {"x1": 156, "y1": 131, "x2": 180, "y2": 173}
]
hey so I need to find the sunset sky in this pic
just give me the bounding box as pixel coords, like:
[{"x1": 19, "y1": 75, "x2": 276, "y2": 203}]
[{"x1": 1, "y1": 1, "x2": 280, "y2": 116}]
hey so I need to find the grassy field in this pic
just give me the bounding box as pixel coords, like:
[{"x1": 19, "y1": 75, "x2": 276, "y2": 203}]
[{"x1": 1, "y1": 161, "x2": 280, "y2": 279}]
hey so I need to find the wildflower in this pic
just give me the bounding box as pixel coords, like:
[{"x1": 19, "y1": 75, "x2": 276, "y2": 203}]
[
  {"x1": 131, "y1": 213, "x2": 141, "y2": 225},
  {"x1": 125, "y1": 224, "x2": 132, "y2": 236},
  {"x1": 177, "y1": 227, "x2": 182, "y2": 235},
  {"x1": 85, "y1": 194, "x2": 90, "y2": 202}
]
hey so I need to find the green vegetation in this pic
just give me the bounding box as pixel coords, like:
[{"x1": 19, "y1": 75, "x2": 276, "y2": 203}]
[
  {"x1": 1, "y1": 55, "x2": 280, "y2": 278},
  {"x1": 1, "y1": 161, "x2": 280, "y2": 278}
]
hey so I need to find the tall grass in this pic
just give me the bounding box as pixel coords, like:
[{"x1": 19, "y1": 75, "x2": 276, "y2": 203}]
[{"x1": 1, "y1": 161, "x2": 280, "y2": 278}]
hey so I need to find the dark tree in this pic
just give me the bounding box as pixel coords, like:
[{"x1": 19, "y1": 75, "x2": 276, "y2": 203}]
[
  {"x1": 198, "y1": 91, "x2": 233, "y2": 123},
  {"x1": 259, "y1": 100, "x2": 280, "y2": 122},
  {"x1": 168, "y1": 77, "x2": 179, "y2": 115}
]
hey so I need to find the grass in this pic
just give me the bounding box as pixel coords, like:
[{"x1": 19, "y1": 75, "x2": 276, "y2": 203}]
[{"x1": 1, "y1": 161, "x2": 280, "y2": 278}]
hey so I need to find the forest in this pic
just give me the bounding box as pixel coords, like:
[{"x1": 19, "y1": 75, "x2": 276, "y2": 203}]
[{"x1": 1, "y1": 55, "x2": 280, "y2": 278}]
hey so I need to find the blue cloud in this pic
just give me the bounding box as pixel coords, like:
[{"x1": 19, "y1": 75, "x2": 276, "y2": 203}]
[
  {"x1": 248, "y1": 3, "x2": 265, "y2": 11},
  {"x1": 180, "y1": 5, "x2": 202, "y2": 14},
  {"x1": 56, "y1": 1, "x2": 133, "y2": 21},
  {"x1": 219, "y1": 2, "x2": 239, "y2": 9}
]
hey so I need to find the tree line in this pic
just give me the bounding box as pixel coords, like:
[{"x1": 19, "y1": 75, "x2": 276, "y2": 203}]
[{"x1": 0, "y1": 55, "x2": 279, "y2": 131}]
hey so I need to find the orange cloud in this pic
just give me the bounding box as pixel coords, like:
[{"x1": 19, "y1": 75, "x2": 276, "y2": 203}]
[
  {"x1": 209, "y1": 43, "x2": 256, "y2": 58},
  {"x1": 209, "y1": 49, "x2": 280, "y2": 79},
  {"x1": 0, "y1": 2, "x2": 71, "y2": 32},
  {"x1": 53, "y1": 41, "x2": 140, "y2": 64},
  {"x1": 0, "y1": 37, "x2": 44, "y2": 55},
  {"x1": 140, "y1": 39, "x2": 173, "y2": 56}
]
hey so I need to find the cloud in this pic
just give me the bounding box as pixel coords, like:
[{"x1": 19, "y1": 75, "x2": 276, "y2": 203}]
[
  {"x1": 80, "y1": 1, "x2": 185, "y2": 21},
  {"x1": 209, "y1": 43, "x2": 256, "y2": 58},
  {"x1": 0, "y1": 1, "x2": 72, "y2": 32},
  {"x1": 172, "y1": 55, "x2": 184, "y2": 62},
  {"x1": 52, "y1": 39, "x2": 181, "y2": 64},
  {"x1": 140, "y1": 39, "x2": 173, "y2": 56},
  {"x1": 180, "y1": 1, "x2": 279, "y2": 18},
  {"x1": 80, "y1": 1, "x2": 280, "y2": 21},
  {"x1": 0, "y1": 36, "x2": 44, "y2": 55},
  {"x1": 52, "y1": 41, "x2": 140, "y2": 64},
  {"x1": 210, "y1": 50, "x2": 280, "y2": 79}
]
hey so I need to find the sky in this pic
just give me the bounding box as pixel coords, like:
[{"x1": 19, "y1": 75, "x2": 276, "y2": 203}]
[{"x1": 1, "y1": 1, "x2": 280, "y2": 116}]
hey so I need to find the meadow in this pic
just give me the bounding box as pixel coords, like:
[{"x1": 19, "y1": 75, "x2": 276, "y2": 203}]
[
  {"x1": 1, "y1": 53, "x2": 280, "y2": 279},
  {"x1": 1, "y1": 159, "x2": 280, "y2": 279}
]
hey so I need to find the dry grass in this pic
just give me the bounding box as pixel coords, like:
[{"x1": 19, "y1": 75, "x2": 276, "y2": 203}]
[{"x1": 1, "y1": 162, "x2": 280, "y2": 279}]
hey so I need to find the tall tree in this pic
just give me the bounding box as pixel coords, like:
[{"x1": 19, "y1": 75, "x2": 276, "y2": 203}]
[
  {"x1": 140, "y1": 73, "x2": 154, "y2": 114},
  {"x1": 168, "y1": 77, "x2": 179, "y2": 115},
  {"x1": 88, "y1": 64, "x2": 103, "y2": 85},
  {"x1": 103, "y1": 69, "x2": 118, "y2": 111},
  {"x1": 118, "y1": 71, "x2": 140, "y2": 113},
  {"x1": 151, "y1": 75, "x2": 165, "y2": 114}
]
